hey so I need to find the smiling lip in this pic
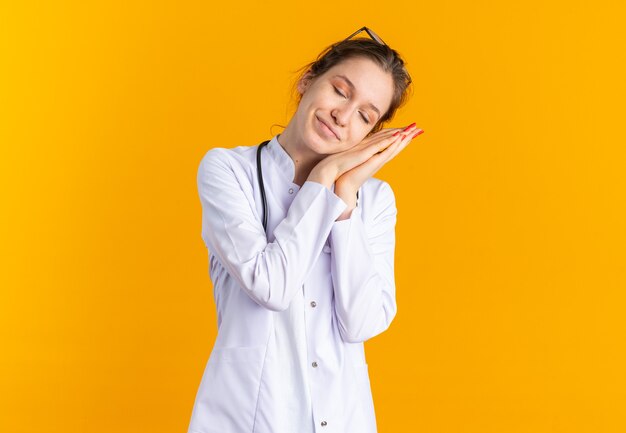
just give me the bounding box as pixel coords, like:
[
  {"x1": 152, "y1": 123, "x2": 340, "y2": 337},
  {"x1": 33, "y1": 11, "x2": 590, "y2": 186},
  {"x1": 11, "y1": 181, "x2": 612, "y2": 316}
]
[{"x1": 316, "y1": 116, "x2": 340, "y2": 140}]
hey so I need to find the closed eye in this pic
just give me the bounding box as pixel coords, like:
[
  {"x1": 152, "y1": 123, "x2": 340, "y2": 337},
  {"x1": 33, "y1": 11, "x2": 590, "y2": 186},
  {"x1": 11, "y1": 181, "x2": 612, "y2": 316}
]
[
  {"x1": 334, "y1": 86, "x2": 370, "y2": 124},
  {"x1": 333, "y1": 86, "x2": 346, "y2": 98}
]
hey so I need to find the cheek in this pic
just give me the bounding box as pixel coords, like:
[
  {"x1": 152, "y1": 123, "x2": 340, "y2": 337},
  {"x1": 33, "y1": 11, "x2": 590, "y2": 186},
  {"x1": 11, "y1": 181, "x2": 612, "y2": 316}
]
[
  {"x1": 355, "y1": 124, "x2": 372, "y2": 140},
  {"x1": 346, "y1": 134, "x2": 365, "y2": 149}
]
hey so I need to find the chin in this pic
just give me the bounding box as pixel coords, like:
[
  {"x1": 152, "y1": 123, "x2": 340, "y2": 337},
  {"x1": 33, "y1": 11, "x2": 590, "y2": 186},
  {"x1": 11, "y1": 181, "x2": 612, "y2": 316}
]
[
  {"x1": 306, "y1": 134, "x2": 336, "y2": 156},
  {"x1": 306, "y1": 119, "x2": 338, "y2": 154}
]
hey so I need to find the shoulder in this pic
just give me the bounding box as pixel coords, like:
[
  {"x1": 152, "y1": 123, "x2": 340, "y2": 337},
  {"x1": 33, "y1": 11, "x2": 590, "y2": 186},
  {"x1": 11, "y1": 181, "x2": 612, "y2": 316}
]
[
  {"x1": 197, "y1": 144, "x2": 258, "y2": 177},
  {"x1": 199, "y1": 144, "x2": 256, "y2": 166},
  {"x1": 196, "y1": 145, "x2": 260, "y2": 200}
]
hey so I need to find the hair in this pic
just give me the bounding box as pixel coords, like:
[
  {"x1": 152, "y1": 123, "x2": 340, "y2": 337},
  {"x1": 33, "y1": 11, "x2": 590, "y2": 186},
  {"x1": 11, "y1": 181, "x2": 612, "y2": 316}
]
[{"x1": 288, "y1": 37, "x2": 413, "y2": 135}]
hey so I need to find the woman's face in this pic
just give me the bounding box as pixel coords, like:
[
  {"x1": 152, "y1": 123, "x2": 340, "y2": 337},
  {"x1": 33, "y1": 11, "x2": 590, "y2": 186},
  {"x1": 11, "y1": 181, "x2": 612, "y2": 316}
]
[{"x1": 295, "y1": 56, "x2": 395, "y2": 155}]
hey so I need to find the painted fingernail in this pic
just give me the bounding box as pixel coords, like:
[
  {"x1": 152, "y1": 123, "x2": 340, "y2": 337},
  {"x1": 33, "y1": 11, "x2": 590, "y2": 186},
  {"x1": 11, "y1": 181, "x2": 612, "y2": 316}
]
[
  {"x1": 402, "y1": 122, "x2": 416, "y2": 132},
  {"x1": 411, "y1": 129, "x2": 424, "y2": 139},
  {"x1": 392, "y1": 131, "x2": 401, "y2": 136}
]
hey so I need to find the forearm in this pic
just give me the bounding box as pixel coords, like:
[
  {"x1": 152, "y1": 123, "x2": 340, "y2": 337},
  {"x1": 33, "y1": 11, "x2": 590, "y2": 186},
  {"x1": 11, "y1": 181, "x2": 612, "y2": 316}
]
[
  {"x1": 199, "y1": 149, "x2": 348, "y2": 311},
  {"x1": 329, "y1": 207, "x2": 397, "y2": 342},
  {"x1": 329, "y1": 181, "x2": 398, "y2": 343}
]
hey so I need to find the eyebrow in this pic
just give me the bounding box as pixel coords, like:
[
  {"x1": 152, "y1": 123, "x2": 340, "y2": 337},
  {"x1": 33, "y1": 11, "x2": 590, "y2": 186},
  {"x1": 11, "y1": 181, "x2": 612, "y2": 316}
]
[{"x1": 333, "y1": 74, "x2": 381, "y2": 119}]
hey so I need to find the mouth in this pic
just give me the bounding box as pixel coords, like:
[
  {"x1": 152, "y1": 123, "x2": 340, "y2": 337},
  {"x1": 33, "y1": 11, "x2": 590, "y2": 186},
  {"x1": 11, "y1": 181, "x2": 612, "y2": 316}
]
[{"x1": 315, "y1": 115, "x2": 340, "y2": 140}]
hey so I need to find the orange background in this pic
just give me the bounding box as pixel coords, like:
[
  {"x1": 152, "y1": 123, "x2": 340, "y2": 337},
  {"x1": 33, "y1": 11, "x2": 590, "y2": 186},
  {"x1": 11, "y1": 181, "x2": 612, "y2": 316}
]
[{"x1": 1, "y1": 1, "x2": 625, "y2": 432}]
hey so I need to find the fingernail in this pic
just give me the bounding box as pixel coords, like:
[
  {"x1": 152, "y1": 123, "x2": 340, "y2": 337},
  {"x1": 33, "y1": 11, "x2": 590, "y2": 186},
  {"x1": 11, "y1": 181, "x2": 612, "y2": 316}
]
[
  {"x1": 402, "y1": 122, "x2": 416, "y2": 132},
  {"x1": 392, "y1": 131, "x2": 400, "y2": 136},
  {"x1": 411, "y1": 129, "x2": 424, "y2": 140}
]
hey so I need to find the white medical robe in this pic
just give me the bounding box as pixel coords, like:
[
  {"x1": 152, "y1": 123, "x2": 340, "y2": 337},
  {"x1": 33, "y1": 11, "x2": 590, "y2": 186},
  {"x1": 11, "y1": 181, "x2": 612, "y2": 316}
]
[{"x1": 187, "y1": 134, "x2": 398, "y2": 433}]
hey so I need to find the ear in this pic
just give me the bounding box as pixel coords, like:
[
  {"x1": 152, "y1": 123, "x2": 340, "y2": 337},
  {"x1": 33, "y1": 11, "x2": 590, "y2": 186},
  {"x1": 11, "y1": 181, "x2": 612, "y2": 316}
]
[{"x1": 297, "y1": 70, "x2": 314, "y2": 95}]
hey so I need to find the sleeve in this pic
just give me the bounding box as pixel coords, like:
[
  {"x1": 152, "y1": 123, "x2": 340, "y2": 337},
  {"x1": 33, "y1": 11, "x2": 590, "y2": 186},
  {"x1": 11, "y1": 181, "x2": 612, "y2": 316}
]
[
  {"x1": 328, "y1": 180, "x2": 398, "y2": 343},
  {"x1": 197, "y1": 148, "x2": 348, "y2": 312}
]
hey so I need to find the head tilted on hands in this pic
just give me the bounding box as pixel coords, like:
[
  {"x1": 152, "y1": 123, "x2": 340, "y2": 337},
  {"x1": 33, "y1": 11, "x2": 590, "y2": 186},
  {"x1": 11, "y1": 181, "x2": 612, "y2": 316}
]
[
  {"x1": 294, "y1": 38, "x2": 413, "y2": 133},
  {"x1": 280, "y1": 35, "x2": 413, "y2": 159}
]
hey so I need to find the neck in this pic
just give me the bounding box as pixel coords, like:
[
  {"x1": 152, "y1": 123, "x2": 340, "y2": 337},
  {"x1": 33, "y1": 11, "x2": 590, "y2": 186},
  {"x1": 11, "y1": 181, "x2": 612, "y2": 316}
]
[{"x1": 276, "y1": 120, "x2": 325, "y2": 187}]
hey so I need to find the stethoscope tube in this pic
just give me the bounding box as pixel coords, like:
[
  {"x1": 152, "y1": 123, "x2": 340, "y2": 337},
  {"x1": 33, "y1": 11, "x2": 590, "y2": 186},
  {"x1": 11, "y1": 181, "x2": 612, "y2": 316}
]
[{"x1": 256, "y1": 140, "x2": 271, "y2": 232}]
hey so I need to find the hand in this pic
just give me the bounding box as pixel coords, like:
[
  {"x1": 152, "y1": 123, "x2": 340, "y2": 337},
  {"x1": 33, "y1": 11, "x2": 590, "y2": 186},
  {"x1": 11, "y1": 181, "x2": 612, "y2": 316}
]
[
  {"x1": 337, "y1": 123, "x2": 423, "y2": 192},
  {"x1": 308, "y1": 123, "x2": 423, "y2": 190},
  {"x1": 330, "y1": 124, "x2": 423, "y2": 220}
]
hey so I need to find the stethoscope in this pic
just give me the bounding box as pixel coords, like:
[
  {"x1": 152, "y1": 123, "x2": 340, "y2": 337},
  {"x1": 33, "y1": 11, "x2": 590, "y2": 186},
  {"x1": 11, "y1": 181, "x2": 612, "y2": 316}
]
[
  {"x1": 256, "y1": 140, "x2": 271, "y2": 232},
  {"x1": 256, "y1": 138, "x2": 359, "y2": 233}
]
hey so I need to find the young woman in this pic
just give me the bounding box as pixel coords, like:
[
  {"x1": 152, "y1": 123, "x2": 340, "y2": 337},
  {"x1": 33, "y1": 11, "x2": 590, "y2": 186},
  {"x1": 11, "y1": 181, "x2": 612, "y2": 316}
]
[{"x1": 188, "y1": 27, "x2": 423, "y2": 433}]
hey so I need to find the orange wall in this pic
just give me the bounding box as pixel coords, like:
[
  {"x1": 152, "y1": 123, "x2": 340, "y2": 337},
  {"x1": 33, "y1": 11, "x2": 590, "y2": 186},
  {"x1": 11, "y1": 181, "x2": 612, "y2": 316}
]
[{"x1": 1, "y1": 1, "x2": 625, "y2": 432}]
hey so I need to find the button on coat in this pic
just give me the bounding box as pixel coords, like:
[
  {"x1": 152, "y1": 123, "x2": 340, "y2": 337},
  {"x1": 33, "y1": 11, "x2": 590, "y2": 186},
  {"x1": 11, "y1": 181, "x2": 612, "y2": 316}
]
[{"x1": 187, "y1": 135, "x2": 398, "y2": 433}]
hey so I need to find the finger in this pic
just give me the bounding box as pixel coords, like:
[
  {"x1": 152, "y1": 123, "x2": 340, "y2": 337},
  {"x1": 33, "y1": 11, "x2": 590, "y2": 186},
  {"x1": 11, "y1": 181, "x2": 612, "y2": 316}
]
[
  {"x1": 347, "y1": 125, "x2": 419, "y2": 163},
  {"x1": 374, "y1": 132, "x2": 404, "y2": 154},
  {"x1": 378, "y1": 125, "x2": 413, "y2": 140},
  {"x1": 410, "y1": 128, "x2": 424, "y2": 140},
  {"x1": 381, "y1": 123, "x2": 418, "y2": 144},
  {"x1": 385, "y1": 134, "x2": 408, "y2": 158},
  {"x1": 388, "y1": 122, "x2": 417, "y2": 136},
  {"x1": 390, "y1": 126, "x2": 423, "y2": 146},
  {"x1": 351, "y1": 131, "x2": 401, "y2": 157},
  {"x1": 358, "y1": 129, "x2": 401, "y2": 150},
  {"x1": 370, "y1": 141, "x2": 403, "y2": 169},
  {"x1": 365, "y1": 123, "x2": 415, "y2": 144},
  {"x1": 385, "y1": 128, "x2": 423, "y2": 161},
  {"x1": 378, "y1": 129, "x2": 416, "y2": 161},
  {"x1": 360, "y1": 123, "x2": 416, "y2": 147},
  {"x1": 353, "y1": 129, "x2": 413, "y2": 173},
  {"x1": 336, "y1": 134, "x2": 401, "y2": 173},
  {"x1": 356, "y1": 126, "x2": 423, "y2": 174},
  {"x1": 382, "y1": 122, "x2": 416, "y2": 134}
]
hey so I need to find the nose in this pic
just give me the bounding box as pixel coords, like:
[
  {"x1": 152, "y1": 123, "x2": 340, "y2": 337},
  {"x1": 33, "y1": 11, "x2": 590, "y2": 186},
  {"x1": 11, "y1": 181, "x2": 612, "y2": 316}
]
[{"x1": 331, "y1": 107, "x2": 350, "y2": 128}]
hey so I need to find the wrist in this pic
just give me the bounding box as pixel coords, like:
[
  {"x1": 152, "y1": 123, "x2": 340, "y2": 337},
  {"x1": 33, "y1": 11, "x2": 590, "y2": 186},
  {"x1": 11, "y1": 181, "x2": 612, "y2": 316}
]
[
  {"x1": 308, "y1": 164, "x2": 336, "y2": 189},
  {"x1": 335, "y1": 186, "x2": 357, "y2": 208},
  {"x1": 334, "y1": 180, "x2": 357, "y2": 199}
]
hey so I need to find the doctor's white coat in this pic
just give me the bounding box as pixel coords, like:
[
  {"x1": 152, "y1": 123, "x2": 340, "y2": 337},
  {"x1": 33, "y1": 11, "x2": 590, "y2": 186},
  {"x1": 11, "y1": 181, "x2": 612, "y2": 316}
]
[{"x1": 187, "y1": 135, "x2": 398, "y2": 433}]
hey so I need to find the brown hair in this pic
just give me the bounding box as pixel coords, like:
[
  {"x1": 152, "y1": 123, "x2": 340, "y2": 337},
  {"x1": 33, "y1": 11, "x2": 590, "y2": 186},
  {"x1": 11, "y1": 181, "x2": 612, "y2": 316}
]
[{"x1": 289, "y1": 37, "x2": 413, "y2": 135}]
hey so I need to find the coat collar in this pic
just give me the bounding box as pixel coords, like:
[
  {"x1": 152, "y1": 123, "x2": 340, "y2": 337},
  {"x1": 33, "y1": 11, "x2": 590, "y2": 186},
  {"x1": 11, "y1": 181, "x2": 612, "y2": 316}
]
[{"x1": 266, "y1": 134, "x2": 297, "y2": 186}]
